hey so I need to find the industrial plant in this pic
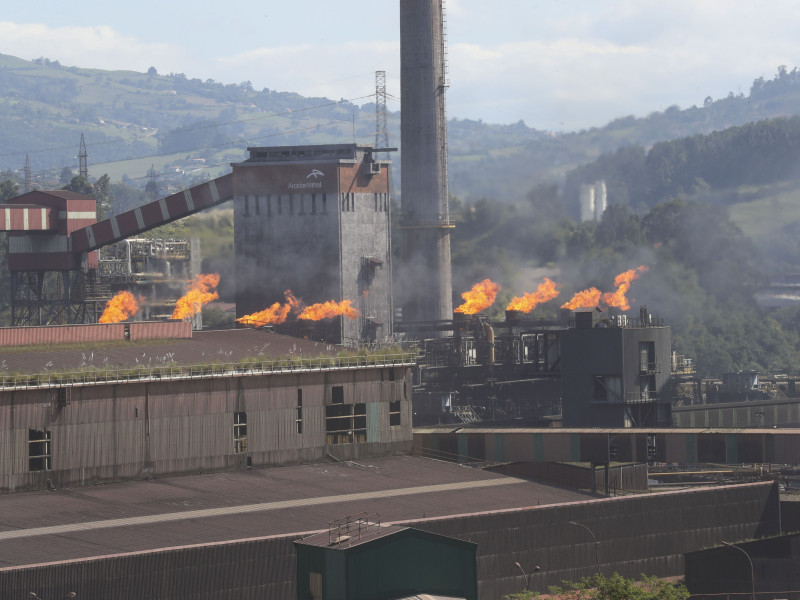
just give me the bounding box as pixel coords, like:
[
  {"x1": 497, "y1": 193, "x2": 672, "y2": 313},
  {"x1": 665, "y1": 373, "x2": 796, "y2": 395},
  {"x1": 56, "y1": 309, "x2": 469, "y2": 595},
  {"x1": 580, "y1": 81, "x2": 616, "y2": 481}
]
[{"x1": 3, "y1": 1, "x2": 800, "y2": 599}]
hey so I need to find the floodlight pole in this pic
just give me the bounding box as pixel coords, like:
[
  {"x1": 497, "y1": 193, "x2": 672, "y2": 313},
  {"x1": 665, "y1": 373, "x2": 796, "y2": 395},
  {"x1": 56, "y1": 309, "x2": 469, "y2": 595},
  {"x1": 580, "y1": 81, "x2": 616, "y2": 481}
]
[
  {"x1": 569, "y1": 521, "x2": 600, "y2": 575},
  {"x1": 722, "y1": 541, "x2": 755, "y2": 600}
]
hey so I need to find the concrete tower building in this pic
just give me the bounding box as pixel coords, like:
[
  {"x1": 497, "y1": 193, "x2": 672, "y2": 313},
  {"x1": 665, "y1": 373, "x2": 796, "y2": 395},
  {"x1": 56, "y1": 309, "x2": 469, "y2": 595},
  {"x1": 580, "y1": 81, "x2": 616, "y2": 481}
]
[
  {"x1": 399, "y1": 0, "x2": 453, "y2": 324},
  {"x1": 233, "y1": 144, "x2": 393, "y2": 346}
]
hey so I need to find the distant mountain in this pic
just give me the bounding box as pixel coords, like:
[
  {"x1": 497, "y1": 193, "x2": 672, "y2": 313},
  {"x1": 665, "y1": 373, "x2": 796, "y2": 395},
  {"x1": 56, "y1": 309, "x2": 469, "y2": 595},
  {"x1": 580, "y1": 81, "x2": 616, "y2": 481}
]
[{"x1": 3, "y1": 53, "x2": 800, "y2": 204}]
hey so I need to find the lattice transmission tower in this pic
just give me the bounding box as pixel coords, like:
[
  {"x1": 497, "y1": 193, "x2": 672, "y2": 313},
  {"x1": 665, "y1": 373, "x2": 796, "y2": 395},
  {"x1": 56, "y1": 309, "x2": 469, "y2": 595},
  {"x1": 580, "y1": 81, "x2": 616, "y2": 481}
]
[
  {"x1": 78, "y1": 133, "x2": 88, "y2": 179},
  {"x1": 375, "y1": 70, "x2": 389, "y2": 156},
  {"x1": 23, "y1": 154, "x2": 31, "y2": 192}
]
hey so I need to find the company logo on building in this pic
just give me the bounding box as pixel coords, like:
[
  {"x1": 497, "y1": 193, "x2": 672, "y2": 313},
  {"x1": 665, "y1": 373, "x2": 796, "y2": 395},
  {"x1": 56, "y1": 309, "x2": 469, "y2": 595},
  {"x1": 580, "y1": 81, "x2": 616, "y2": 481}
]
[{"x1": 289, "y1": 169, "x2": 324, "y2": 189}]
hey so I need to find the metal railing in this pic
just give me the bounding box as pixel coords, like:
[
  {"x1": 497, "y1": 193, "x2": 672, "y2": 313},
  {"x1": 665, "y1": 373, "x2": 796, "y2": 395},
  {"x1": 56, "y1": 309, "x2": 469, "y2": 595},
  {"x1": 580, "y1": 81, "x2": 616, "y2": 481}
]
[
  {"x1": 328, "y1": 512, "x2": 381, "y2": 546},
  {"x1": 0, "y1": 353, "x2": 418, "y2": 391},
  {"x1": 592, "y1": 393, "x2": 664, "y2": 405}
]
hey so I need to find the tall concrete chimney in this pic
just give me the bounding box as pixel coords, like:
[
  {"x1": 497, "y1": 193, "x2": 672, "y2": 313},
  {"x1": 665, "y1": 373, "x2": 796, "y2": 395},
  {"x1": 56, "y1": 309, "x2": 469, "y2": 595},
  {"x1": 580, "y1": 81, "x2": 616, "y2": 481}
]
[{"x1": 399, "y1": 0, "x2": 453, "y2": 324}]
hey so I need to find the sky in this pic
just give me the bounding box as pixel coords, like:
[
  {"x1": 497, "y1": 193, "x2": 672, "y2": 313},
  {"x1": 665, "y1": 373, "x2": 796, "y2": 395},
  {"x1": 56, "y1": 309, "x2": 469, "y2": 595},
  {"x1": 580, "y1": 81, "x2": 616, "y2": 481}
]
[{"x1": 1, "y1": 1, "x2": 799, "y2": 131}]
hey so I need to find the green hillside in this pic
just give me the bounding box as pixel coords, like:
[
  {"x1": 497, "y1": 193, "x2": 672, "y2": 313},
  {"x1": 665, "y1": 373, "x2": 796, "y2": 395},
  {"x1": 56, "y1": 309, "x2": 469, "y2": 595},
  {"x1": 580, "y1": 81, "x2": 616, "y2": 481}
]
[{"x1": 6, "y1": 53, "x2": 800, "y2": 205}]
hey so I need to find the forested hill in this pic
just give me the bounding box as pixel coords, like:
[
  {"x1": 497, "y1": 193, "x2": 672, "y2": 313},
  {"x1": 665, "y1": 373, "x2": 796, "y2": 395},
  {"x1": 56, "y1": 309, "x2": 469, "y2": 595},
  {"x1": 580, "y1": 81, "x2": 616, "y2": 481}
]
[
  {"x1": 564, "y1": 116, "x2": 800, "y2": 215},
  {"x1": 4, "y1": 52, "x2": 800, "y2": 203}
]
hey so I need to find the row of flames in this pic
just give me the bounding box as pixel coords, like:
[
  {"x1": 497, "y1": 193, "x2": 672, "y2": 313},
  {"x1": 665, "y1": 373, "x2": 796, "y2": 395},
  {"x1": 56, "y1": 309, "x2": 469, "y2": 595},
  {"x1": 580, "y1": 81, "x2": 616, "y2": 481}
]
[
  {"x1": 236, "y1": 290, "x2": 360, "y2": 328},
  {"x1": 99, "y1": 266, "x2": 649, "y2": 325},
  {"x1": 454, "y1": 266, "x2": 649, "y2": 315},
  {"x1": 98, "y1": 273, "x2": 221, "y2": 324}
]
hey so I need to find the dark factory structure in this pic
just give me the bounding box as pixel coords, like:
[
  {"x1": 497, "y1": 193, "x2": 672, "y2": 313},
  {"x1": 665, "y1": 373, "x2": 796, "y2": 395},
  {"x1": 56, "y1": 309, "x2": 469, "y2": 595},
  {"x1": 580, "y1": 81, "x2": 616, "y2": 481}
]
[
  {"x1": 407, "y1": 306, "x2": 674, "y2": 428},
  {"x1": 560, "y1": 307, "x2": 673, "y2": 427},
  {"x1": 233, "y1": 144, "x2": 393, "y2": 346}
]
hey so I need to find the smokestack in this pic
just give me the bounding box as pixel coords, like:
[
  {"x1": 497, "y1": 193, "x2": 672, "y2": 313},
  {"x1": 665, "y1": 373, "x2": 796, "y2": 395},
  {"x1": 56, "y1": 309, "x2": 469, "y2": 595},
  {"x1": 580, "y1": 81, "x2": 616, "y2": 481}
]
[{"x1": 399, "y1": 0, "x2": 453, "y2": 325}]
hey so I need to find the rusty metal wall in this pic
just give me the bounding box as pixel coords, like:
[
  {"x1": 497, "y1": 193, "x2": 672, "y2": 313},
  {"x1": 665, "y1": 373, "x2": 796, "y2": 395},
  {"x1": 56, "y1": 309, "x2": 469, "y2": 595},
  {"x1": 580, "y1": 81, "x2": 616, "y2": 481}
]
[
  {"x1": 0, "y1": 482, "x2": 778, "y2": 600},
  {"x1": 128, "y1": 320, "x2": 192, "y2": 340},
  {"x1": 0, "y1": 367, "x2": 413, "y2": 492},
  {"x1": 0, "y1": 322, "x2": 125, "y2": 346}
]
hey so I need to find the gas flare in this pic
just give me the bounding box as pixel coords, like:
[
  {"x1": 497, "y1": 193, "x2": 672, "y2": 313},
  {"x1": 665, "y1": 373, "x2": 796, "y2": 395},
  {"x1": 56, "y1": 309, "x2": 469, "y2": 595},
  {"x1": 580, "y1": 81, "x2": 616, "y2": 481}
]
[
  {"x1": 602, "y1": 265, "x2": 649, "y2": 311},
  {"x1": 236, "y1": 302, "x2": 291, "y2": 327},
  {"x1": 99, "y1": 291, "x2": 139, "y2": 323},
  {"x1": 236, "y1": 290, "x2": 302, "y2": 327},
  {"x1": 560, "y1": 287, "x2": 603, "y2": 311},
  {"x1": 171, "y1": 273, "x2": 220, "y2": 320},
  {"x1": 298, "y1": 299, "x2": 360, "y2": 321},
  {"x1": 507, "y1": 278, "x2": 559, "y2": 312},
  {"x1": 454, "y1": 279, "x2": 501, "y2": 314}
]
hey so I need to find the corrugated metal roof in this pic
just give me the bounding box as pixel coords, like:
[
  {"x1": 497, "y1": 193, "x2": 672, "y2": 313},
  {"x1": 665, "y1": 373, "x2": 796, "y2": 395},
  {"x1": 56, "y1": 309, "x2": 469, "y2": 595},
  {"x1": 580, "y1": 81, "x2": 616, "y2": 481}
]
[
  {"x1": 0, "y1": 455, "x2": 598, "y2": 569},
  {"x1": 0, "y1": 328, "x2": 345, "y2": 375}
]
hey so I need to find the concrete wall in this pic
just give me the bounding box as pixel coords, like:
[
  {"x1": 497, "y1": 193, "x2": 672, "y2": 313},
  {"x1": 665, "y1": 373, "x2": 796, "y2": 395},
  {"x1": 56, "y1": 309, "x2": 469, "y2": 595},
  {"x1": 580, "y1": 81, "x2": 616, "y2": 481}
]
[
  {"x1": 0, "y1": 366, "x2": 413, "y2": 492},
  {"x1": 233, "y1": 146, "x2": 392, "y2": 345},
  {"x1": 0, "y1": 482, "x2": 779, "y2": 599}
]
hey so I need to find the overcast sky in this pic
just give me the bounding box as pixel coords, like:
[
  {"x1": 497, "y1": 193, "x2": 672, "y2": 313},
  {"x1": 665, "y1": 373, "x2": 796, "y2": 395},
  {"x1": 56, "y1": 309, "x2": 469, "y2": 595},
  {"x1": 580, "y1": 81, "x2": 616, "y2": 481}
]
[{"x1": 1, "y1": 0, "x2": 798, "y2": 131}]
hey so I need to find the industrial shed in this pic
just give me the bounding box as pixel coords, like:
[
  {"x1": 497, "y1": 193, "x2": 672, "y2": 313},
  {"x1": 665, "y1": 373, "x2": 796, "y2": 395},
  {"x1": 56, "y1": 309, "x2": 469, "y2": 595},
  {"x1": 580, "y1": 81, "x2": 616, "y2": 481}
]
[
  {"x1": 0, "y1": 327, "x2": 415, "y2": 492},
  {"x1": 295, "y1": 519, "x2": 477, "y2": 600}
]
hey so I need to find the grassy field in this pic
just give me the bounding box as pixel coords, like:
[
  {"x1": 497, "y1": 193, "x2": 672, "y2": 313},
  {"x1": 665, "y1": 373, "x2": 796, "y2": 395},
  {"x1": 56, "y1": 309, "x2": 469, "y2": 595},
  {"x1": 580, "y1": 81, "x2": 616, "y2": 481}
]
[{"x1": 727, "y1": 181, "x2": 800, "y2": 238}]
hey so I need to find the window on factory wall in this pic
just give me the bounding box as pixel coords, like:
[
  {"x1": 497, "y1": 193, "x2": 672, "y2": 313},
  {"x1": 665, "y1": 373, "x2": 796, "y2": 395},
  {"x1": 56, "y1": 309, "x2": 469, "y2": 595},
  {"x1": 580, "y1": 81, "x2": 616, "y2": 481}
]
[
  {"x1": 255, "y1": 195, "x2": 260, "y2": 215},
  {"x1": 322, "y1": 193, "x2": 328, "y2": 214},
  {"x1": 639, "y1": 341, "x2": 656, "y2": 374},
  {"x1": 243, "y1": 195, "x2": 250, "y2": 217},
  {"x1": 296, "y1": 389, "x2": 303, "y2": 434},
  {"x1": 289, "y1": 194, "x2": 295, "y2": 215},
  {"x1": 233, "y1": 412, "x2": 248, "y2": 454},
  {"x1": 311, "y1": 194, "x2": 317, "y2": 215},
  {"x1": 325, "y1": 402, "x2": 367, "y2": 445},
  {"x1": 593, "y1": 375, "x2": 622, "y2": 403},
  {"x1": 266, "y1": 194, "x2": 272, "y2": 216},
  {"x1": 277, "y1": 196, "x2": 283, "y2": 215},
  {"x1": 331, "y1": 385, "x2": 344, "y2": 404},
  {"x1": 389, "y1": 400, "x2": 401, "y2": 426},
  {"x1": 28, "y1": 429, "x2": 51, "y2": 471}
]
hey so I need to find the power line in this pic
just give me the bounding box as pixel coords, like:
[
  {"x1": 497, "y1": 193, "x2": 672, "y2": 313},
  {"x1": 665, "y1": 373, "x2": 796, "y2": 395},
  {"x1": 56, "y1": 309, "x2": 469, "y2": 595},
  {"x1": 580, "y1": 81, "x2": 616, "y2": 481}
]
[
  {"x1": 0, "y1": 94, "x2": 377, "y2": 162},
  {"x1": 93, "y1": 118, "x2": 360, "y2": 186}
]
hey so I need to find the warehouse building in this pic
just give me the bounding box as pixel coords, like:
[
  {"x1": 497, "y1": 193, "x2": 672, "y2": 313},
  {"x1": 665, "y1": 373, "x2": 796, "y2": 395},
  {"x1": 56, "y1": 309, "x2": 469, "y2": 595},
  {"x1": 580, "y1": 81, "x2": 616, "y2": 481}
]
[
  {"x1": 0, "y1": 461, "x2": 779, "y2": 599},
  {"x1": 0, "y1": 323, "x2": 414, "y2": 492}
]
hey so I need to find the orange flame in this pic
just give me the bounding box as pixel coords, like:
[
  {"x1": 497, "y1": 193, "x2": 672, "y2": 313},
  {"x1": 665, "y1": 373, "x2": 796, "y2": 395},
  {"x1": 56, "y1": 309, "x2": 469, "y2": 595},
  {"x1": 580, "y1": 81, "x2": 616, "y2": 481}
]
[
  {"x1": 507, "y1": 278, "x2": 560, "y2": 312},
  {"x1": 454, "y1": 279, "x2": 501, "y2": 314},
  {"x1": 560, "y1": 287, "x2": 603, "y2": 310},
  {"x1": 99, "y1": 291, "x2": 139, "y2": 323},
  {"x1": 236, "y1": 302, "x2": 291, "y2": 327},
  {"x1": 236, "y1": 290, "x2": 301, "y2": 327},
  {"x1": 602, "y1": 265, "x2": 649, "y2": 311},
  {"x1": 298, "y1": 299, "x2": 360, "y2": 321},
  {"x1": 171, "y1": 273, "x2": 220, "y2": 320}
]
